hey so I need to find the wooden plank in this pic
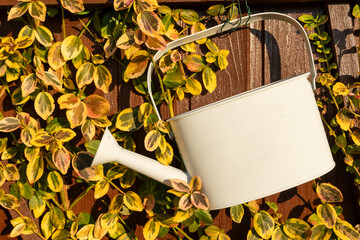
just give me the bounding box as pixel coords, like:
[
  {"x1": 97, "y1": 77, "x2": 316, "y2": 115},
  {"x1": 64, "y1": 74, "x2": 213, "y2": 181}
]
[{"x1": 0, "y1": 0, "x2": 347, "y2": 7}]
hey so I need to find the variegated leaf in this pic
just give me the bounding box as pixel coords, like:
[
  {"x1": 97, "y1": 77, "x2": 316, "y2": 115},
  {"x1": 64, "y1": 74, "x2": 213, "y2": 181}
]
[
  {"x1": 34, "y1": 92, "x2": 55, "y2": 120},
  {"x1": 83, "y1": 94, "x2": 110, "y2": 119},
  {"x1": 8, "y1": 2, "x2": 29, "y2": 21},
  {"x1": 52, "y1": 147, "x2": 71, "y2": 174},
  {"x1": 143, "y1": 218, "x2": 160, "y2": 240},
  {"x1": 48, "y1": 42, "x2": 66, "y2": 70},
  {"x1": 66, "y1": 102, "x2": 87, "y2": 128},
  {"x1": 94, "y1": 178, "x2": 109, "y2": 199},
  {"x1": 26, "y1": 156, "x2": 44, "y2": 184},
  {"x1": 58, "y1": 93, "x2": 80, "y2": 110},
  {"x1": 94, "y1": 65, "x2": 112, "y2": 93},
  {"x1": 29, "y1": 1, "x2": 46, "y2": 22},
  {"x1": 76, "y1": 62, "x2": 95, "y2": 88},
  {"x1": 61, "y1": 35, "x2": 83, "y2": 61},
  {"x1": 60, "y1": 0, "x2": 84, "y2": 13},
  {"x1": 54, "y1": 128, "x2": 76, "y2": 142},
  {"x1": 123, "y1": 191, "x2": 144, "y2": 211},
  {"x1": 0, "y1": 117, "x2": 21, "y2": 132},
  {"x1": 137, "y1": 11, "x2": 162, "y2": 36},
  {"x1": 35, "y1": 26, "x2": 53, "y2": 47},
  {"x1": 21, "y1": 73, "x2": 37, "y2": 97}
]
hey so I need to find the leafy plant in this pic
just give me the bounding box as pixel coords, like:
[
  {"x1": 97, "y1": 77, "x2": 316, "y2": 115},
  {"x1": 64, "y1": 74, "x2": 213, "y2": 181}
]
[{"x1": 0, "y1": 0, "x2": 359, "y2": 239}]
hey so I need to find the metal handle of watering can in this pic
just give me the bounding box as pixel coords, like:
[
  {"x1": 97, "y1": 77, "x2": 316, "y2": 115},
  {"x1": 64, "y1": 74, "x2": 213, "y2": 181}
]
[{"x1": 146, "y1": 12, "x2": 317, "y2": 122}]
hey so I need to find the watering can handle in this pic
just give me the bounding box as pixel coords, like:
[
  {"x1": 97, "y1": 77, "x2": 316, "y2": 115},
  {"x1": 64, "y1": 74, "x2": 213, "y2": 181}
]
[{"x1": 146, "y1": 12, "x2": 316, "y2": 121}]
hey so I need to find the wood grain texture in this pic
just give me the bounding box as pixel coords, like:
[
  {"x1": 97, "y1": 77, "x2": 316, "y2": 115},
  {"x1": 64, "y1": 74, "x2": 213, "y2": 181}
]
[{"x1": 1, "y1": 1, "x2": 360, "y2": 240}]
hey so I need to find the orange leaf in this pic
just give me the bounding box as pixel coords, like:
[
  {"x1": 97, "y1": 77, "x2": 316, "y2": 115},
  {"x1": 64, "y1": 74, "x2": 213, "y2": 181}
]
[{"x1": 83, "y1": 94, "x2": 110, "y2": 119}]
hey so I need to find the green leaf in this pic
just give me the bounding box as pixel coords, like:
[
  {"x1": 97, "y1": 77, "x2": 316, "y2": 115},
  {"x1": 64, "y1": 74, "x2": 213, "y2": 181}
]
[
  {"x1": 317, "y1": 203, "x2": 337, "y2": 229},
  {"x1": 35, "y1": 26, "x2": 53, "y2": 47},
  {"x1": 230, "y1": 204, "x2": 244, "y2": 223},
  {"x1": 253, "y1": 211, "x2": 275, "y2": 239},
  {"x1": 283, "y1": 218, "x2": 312, "y2": 240},
  {"x1": 333, "y1": 219, "x2": 360, "y2": 240},
  {"x1": 47, "y1": 171, "x2": 64, "y2": 192},
  {"x1": 163, "y1": 70, "x2": 187, "y2": 89},
  {"x1": 311, "y1": 224, "x2": 332, "y2": 240},
  {"x1": 316, "y1": 183, "x2": 343, "y2": 203},
  {"x1": 123, "y1": 191, "x2": 144, "y2": 211},
  {"x1": 8, "y1": 2, "x2": 29, "y2": 21},
  {"x1": 50, "y1": 207, "x2": 66, "y2": 229},
  {"x1": 60, "y1": 0, "x2": 84, "y2": 13},
  {"x1": 29, "y1": 1, "x2": 46, "y2": 22},
  {"x1": 61, "y1": 35, "x2": 83, "y2": 61},
  {"x1": 202, "y1": 66, "x2": 217, "y2": 93},
  {"x1": 84, "y1": 140, "x2": 100, "y2": 155},
  {"x1": 94, "y1": 65, "x2": 112, "y2": 93},
  {"x1": 94, "y1": 178, "x2": 109, "y2": 199},
  {"x1": 0, "y1": 117, "x2": 21, "y2": 132},
  {"x1": 116, "y1": 107, "x2": 142, "y2": 132},
  {"x1": 143, "y1": 218, "x2": 160, "y2": 240},
  {"x1": 34, "y1": 92, "x2": 55, "y2": 120},
  {"x1": 195, "y1": 209, "x2": 213, "y2": 225},
  {"x1": 26, "y1": 156, "x2": 44, "y2": 184},
  {"x1": 335, "y1": 135, "x2": 347, "y2": 149}
]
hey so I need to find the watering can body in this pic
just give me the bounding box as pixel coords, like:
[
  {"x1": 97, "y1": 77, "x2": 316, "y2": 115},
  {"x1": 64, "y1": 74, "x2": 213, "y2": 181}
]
[{"x1": 92, "y1": 12, "x2": 335, "y2": 210}]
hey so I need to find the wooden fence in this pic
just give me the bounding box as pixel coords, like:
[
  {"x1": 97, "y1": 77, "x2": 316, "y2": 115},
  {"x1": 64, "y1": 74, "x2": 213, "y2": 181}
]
[{"x1": 0, "y1": 0, "x2": 359, "y2": 239}]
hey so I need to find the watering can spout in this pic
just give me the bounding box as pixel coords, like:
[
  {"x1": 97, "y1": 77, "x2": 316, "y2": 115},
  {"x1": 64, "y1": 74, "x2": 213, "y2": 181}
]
[{"x1": 91, "y1": 127, "x2": 191, "y2": 187}]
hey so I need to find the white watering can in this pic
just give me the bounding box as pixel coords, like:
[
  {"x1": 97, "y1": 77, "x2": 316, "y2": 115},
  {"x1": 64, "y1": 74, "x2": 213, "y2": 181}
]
[{"x1": 92, "y1": 12, "x2": 335, "y2": 210}]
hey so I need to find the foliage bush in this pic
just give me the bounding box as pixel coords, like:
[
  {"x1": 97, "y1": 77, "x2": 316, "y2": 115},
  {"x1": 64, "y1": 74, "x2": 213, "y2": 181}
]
[{"x1": 0, "y1": 0, "x2": 359, "y2": 239}]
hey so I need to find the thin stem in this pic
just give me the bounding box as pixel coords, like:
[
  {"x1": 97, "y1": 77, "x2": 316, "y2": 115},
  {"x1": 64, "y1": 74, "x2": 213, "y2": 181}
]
[
  {"x1": 174, "y1": 226, "x2": 194, "y2": 240},
  {"x1": 16, "y1": 51, "x2": 36, "y2": 72},
  {"x1": 51, "y1": 198, "x2": 62, "y2": 209},
  {"x1": 69, "y1": 185, "x2": 94, "y2": 210},
  {"x1": 61, "y1": 5, "x2": 66, "y2": 39},
  {"x1": 78, "y1": 18, "x2": 93, "y2": 39},
  {"x1": 107, "y1": 178, "x2": 125, "y2": 194},
  {"x1": 118, "y1": 217, "x2": 138, "y2": 240}
]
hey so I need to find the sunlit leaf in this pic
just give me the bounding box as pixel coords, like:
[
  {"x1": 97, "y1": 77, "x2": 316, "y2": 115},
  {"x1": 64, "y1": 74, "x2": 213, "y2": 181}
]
[
  {"x1": 253, "y1": 211, "x2": 275, "y2": 239},
  {"x1": 76, "y1": 62, "x2": 95, "y2": 88},
  {"x1": 333, "y1": 219, "x2": 360, "y2": 240},
  {"x1": 53, "y1": 147, "x2": 71, "y2": 174},
  {"x1": 186, "y1": 78, "x2": 202, "y2": 95},
  {"x1": 202, "y1": 66, "x2": 217, "y2": 93},
  {"x1": 0, "y1": 194, "x2": 20, "y2": 209},
  {"x1": 29, "y1": 1, "x2": 46, "y2": 22},
  {"x1": 4, "y1": 164, "x2": 20, "y2": 181},
  {"x1": 124, "y1": 50, "x2": 149, "y2": 80},
  {"x1": 76, "y1": 224, "x2": 94, "y2": 239},
  {"x1": 47, "y1": 171, "x2": 63, "y2": 192},
  {"x1": 333, "y1": 82, "x2": 349, "y2": 96},
  {"x1": 8, "y1": 2, "x2": 29, "y2": 21},
  {"x1": 137, "y1": 11, "x2": 162, "y2": 36},
  {"x1": 218, "y1": 50, "x2": 229, "y2": 70},
  {"x1": 163, "y1": 69, "x2": 186, "y2": 89},
  {"x1": 41, "y1": 212, "x2": 55, "y2": 239},
  {"x1": 50, "y1": 207, "x2": 66, "y2": 230},
  {"x1": 26, "y1": 156, "x2": 44, "y2": 184},
  {"x1": 0, "y1": 117, "x2": 20, "y2": 132},
  {"x1": 10, "y1": 223, "x2": 26, "y2": 238},
  {"x1": 116, "y1": 31, "x2": 135, "y2": 50},
  {"x1": 155, "y1": 142, "x2": 173, "y2": 165},
  {"x1": 81, "y1": 120, "x2": 96, "y2": 142},
  {"x1": 60, "y1": 0, "x2": 84, "y2": 13},
  {"x1": 206, "y1": 5, "x2": 225, "y2": 16},
  {"x1": 52, "y1": 229, "x2": 70, "y2": 240},
  {"x1": 94, "y1": 65, "x2": 112, "y2": 93},
  {"x1": 183, "y1": 54, "x2": 205, "y2": 72},
  {"x1": 124, "y1": 191, "x2": 144, "y2": 211},
  {"x1": 116, "y1": 107, "x2": 142, "y2": 132},
  {"x1": 48, "y1": 42, "x2": 66, "y2": 70},
  {"x1": 120, "y1": 169, "x2": 136, "y2": 189},
  {"x1": 191, "y1": 22, "x2": 206, "y2": 44},
  {"x1": 11, "y1": 87, "x2": 30, "y2": 105},
  {"x1": 145, "y1": 34, "x2": 166, "y2": 50},
  {"x1": 61, "y1": 35, "x2": 83, "y2": 61},
  {"x1": 66, "y1": 102, "x2": 87, "y2": 128},
  {"x1": 316, "y1": 183, "x2": 343, "y2": 203},
  {"x1": 283, "y1": 218, "x2": 312, "y2": 240},
  {"x1": 144, "y1": 130, "x2": 161, "y2": 152},
  {"x1": 336, "y1": 112, "x2": 351, "y2": 131},
  {"x1": 100, "y1": 213, "x2": 118, "y2": 229},
  {"x1": 143, "y1": 218, "x2": 161, "y2": 240},
  {"x1": 15, "y1": 36, "x2": 33, "y2": 49},
  {"x1": 109, "y1": 194, "x2": 124, "y2": 213},
  {"x1": 35, "y1": 26, "x2": 53, "y2": 47},
  {"x1": 58, "y1": 93, "x2": 80, "y2": 110},
  {"x1": 230, "y1": 204, "x2": 244, "y2": 223},
  {"x1": 40, "y1": 71, "x2": 62, "y2": 91},
  {"x1": 114, "y1": 0, "x2": 135, "y2": 10},
  {"x1": 21, "y1": 73, "x2": 37, "y2": 97},
  {"x1": 317, "y1": 203, "x2": 337, "y2": 229},
  {"x1": 272, "y1": 226, "x2": 291, "y2": 240},
  {"x1": 1, "y1": 147, "x2": 17, "y2": 161},
  {"x1": 29, "y1": 195, "x2": 46, "y2": 218},
  {"x1": 180, "y1": 9, "x2": 199, "y2": 25},
  {"x1": 191, "y1": 192, "x2": 209, "y2": 210},
  {"x1": 107, "y1": 165, "x2": 127, "y2": 180},
  {"x1": 83, "y1": 94, "x2": 110, "y2": 119},
  {"x1": 34, "y1": 92, "x2": 55, "y2": 120},
  {"x1": 94, "y1": 178, "x2": 109, "y2": 199}
]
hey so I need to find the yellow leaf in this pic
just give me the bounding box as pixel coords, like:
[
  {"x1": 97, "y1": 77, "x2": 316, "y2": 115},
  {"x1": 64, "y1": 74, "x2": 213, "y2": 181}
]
[
  {"x1": 30, "y1": 130, "x2": 52, "y2": 147},
  {"x1": 50, "y1": 207, "x2": 65, "y2": 230},
  {"x1": 61, "y1": 35, "x2": 83, "y2": 61},
  {"x1": 53, "y1": 147, "x2": 71, "y2": 174},
  {"x1": 18, "y1": 25, "x2": 35, "y2": 42},
  {"x1": 83, "y1": 94, "x2": 110, "y2": 119},
  {"x1": 116, "y1": 107, "x2": 142, "y2": 131},
  {"x1": 8, "y1": 2, "x2": 29, "y2": 21},
  {"x1": 336, "y1": 112, "x2": 351, "y2": 131},
  {"x1": 143, "y1": 218, "x2": 160, "y2": 240},
  {"x1": 311, "y1": 224, "x2": 332, "y2": 240},
  {"x1": 57, "y1": 93, "x2": 80, "y2": 110},
  {"x1": 180, "y1": 9, "x2": 199, "y2": 25},
  {"x1": 138, "y1": 102, "x2": 152, "y2": 122},
  {"x1": 94, "y1": 65, "x2": 112, "y2": 93},
  {"x1": 4, "y1": 163, "x2": 20, "y2": 181},
  {"x1": 26, "y1": 156, "x2": 44, "y2": 184},
  {"x1": 0, "y1": 117, "x2": 21, "y2": 132},
  {"x1": 124, "y1": 50, "x2": 149, "y2": 79},
  {"x1": 317, "y1": 203, "x2": 337, "y2": 229},
  {"x1": 351, "y1": 131, "x2": 360, "y2": 145},
  {"x1": 54, "y1": 128, "x2": 76, "y2": 142},
  {"x1": 48, "y1": 42, "x2": 66, "y2": 70},
  {"x1": 29, "y1": 1, "x2": 46, "y2": 22},
  {"x1": 41, "y1": 212, "x2": 55, "y2": 239},
  {"x1": 9, "y1": 223, "x2": 26, "y2": 238},
  {"x1": 191, "y1": 22, "x2": 206, "y2": 44},
  {"x1": 21, "y1": 73, "x2": 37, "y2": 97},
  {"x1": 76, "y1": 224, "x2": 94, "y2": 239},
  {"x1": 333, "y1": 82, "x2": 349, "y2": 96},
  {"x1": 181, "y1": 42, "x2": 197, "y2": 53},
  {"x1": 186, "y1": 78, "x2": 202, "y2": 95},
  {"x1": 35, "y1": 26, "x2": 53, "y2": 47},
  {"x1": 116, "y1": 31, "x2": 135, "y2": 50},
  {"x1": 94, "y1": 178, "x2": 109, "y2": 199},
  {"x1": 0, "y1": 194, "x2": 20, "y2": 209},
  {"x1": 123, "y1": 191, "x2": 144, "y2": 211},
  {"x1": 145, "y1": 34, "x2": 166, "y2": 50},
  {"x1": 144, "y1": 130, "x2": 161, "y2": 152},
  {"x1": 40, "y1": 71, "x2": 62, "y2": 91},
  {"x1": 29, "y1": 195, "x2": 46, "y2": 218},
  {"x1": 81, "y1": 120, "x2": 96, "y2": 142},
  {"x1": 47, "y1": 171, "x2": 64, "y2": 192},
  {"x1": 202, "y1": 66, "x2": 217, "y2": 93},
  {"x1": 137, "y1": 11, "x2": 162, "y2": 36},
  {"x1": 333, "y1": 219, "x2": 360, "y2": 240},
  {"x1": 34, "y1": 92, "x2": 55, "y2": 120},
  {"x1": 15, "y1": 36, "x2": 33, "y2": 49},
  {"x1": 76, "y1": 62, "x2": 95, "y2": 88},
  {"x1": 60, "y1": 0, "x2": 84, "y2": 13},
  {"x1": 155, "y1": 142, "x2": 173, "y2": 165},
  {"x1": 109, "y1": 194, "x2": 124, "y2": 213},
  {"x1": 283, "y1": 218, "x2": 312, "y2": 240},
  {"x1": 66, "y1": 102, "x2": 87, "y2": 128},
  {"x1": 253, "y1": 211, "x2": 275, "y2": 239}
]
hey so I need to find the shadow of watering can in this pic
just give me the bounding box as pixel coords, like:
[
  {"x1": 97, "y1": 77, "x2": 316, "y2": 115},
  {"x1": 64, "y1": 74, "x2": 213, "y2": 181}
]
[{"x1": 91, "y1": 12, "x2": 335, "y2": 210}]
